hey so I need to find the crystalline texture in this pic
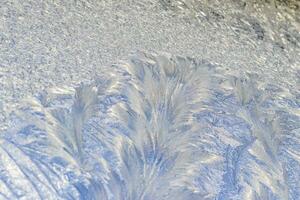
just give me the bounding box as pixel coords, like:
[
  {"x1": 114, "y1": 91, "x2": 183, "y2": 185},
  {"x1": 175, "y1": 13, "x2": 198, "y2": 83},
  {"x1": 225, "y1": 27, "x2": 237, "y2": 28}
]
[
  {"x1": 0, "y1": 0, "x2": 299, "y2": 199},
  {"x1": 0, "y1": 52, "x2": 299, "y2": 199},
  {"x1": 0, "y1": 0, "x2": 299, "y2": 132}
]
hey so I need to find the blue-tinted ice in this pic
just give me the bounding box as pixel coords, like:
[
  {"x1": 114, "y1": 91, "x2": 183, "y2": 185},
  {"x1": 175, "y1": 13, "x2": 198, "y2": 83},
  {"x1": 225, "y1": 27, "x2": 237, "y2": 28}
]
[{"x1": 0, "y1": 52, "x2": 299, "y2": 199}]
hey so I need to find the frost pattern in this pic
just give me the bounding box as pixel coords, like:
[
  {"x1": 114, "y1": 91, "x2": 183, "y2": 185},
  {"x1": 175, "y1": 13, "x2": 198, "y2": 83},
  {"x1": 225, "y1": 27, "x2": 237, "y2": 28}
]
[
  {"x1": 1, "y1": 0, "x2": 299, "y2": 132},
  {"x1": 0, "y1": 52, "x2": 299, "y2": 200}
]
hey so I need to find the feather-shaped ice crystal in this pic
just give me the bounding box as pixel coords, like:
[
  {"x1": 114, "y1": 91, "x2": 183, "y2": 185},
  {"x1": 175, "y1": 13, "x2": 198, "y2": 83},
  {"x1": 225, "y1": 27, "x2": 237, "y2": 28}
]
[{"x1": 0, "y1": 52, "x2": 299, "y2": 200}]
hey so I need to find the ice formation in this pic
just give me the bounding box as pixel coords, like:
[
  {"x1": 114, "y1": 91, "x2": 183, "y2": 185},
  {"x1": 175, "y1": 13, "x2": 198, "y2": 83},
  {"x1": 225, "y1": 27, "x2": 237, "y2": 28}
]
[
  {"x1": 1, "y1": 0, "x2": 299, "y2": 131},
  {"x1": 0, "y1": 52, "x2": 299, "y2": 199},
  {"x1": 0, "y1": 0, "x2": 299, "y2": 200}
]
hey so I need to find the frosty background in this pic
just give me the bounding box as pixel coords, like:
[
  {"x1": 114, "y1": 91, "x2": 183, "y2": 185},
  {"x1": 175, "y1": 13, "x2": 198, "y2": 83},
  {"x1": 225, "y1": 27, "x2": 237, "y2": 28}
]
[{"x1": 0, "y1": 0, "x2": 299, "y2": 199}]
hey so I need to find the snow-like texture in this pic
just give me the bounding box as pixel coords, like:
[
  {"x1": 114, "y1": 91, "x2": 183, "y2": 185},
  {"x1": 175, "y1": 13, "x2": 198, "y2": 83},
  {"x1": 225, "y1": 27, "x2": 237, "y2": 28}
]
[
  {"x1": 0, "y1": 52, "x2": 299, "y2": 199},
  {"x1": 1, "y1": 0, "x2": 299, "y2": 131},
  {"x1": 0, "y1": 0, "x2": 299, "y2": 199}
]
